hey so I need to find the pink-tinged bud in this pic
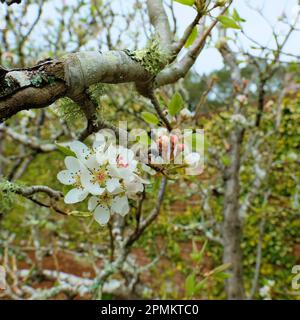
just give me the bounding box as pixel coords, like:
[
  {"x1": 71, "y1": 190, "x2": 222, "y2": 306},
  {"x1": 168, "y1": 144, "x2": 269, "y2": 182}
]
[
  {"x1": 161, "y1": 135, "x2": 170, "y2": 147},
  {"x1": 177, "y1": 143, "x2": 185, "y2": 152},
  {"x1": 170, "y1": 134, "x2": 179, "y2": 145}
]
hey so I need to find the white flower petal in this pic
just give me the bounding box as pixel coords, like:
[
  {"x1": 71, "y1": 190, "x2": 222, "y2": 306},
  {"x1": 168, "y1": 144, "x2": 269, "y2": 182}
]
[
  {"x1": 64, "y1": 188, "x2": 88, "y2": 204},
  {"x1": 93, "y1": 133, "x2": 106, "y2": 151},
  {"x1": 128, "y1": 159, "x2": 138, "y2": 171},
  {"x1": 118, "y1": 146, "x2": 134, "y2": 163},
  {"x1": 88, "y1": 196, "x2": 99, "y2": 211},
  {"x1": 96, "y1": 148, "x2": 109, "y2": 165},
  {"x1": 57, "y1": 170, "x2": 76, "y2": 185},
  {"x1": 81, "y1": 170, "x2": 105, "y2": 195},
  {"x1": 107, "y1": 144, "x2": 118, "y2": 164},
  {"x1": 109, "y1": 165, "x2": 136, "y2": 181},
  {"x1": 94, "y1": 205, "x2": 110, "y2": 225},
  {"x1": 106, "y1": 178, "x2": 121, "y2": 193},
  {"x1": 111, "y1": 195, "x2": 129, "y2": 216},
  {"x1": 64, "y1": 156, "x2": 81, "y2": 171},
  {"x1": 81, "y1": 169, "x2": 105, "y2": 195},
  {"x1": 125, "y1": 180, "x2": 144, "y2": 194},
  {"x1": 69, "y1": 141, "x2": 91, "y2": 161},
  {"x1": 85, "y1": 154, "x2": 99, "y2": 171}
]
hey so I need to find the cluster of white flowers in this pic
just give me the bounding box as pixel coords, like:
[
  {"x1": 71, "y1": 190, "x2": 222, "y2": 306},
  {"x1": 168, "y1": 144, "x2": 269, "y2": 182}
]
[{"x1": 57, "y1": 133, "x2": 154, "y2": 225}]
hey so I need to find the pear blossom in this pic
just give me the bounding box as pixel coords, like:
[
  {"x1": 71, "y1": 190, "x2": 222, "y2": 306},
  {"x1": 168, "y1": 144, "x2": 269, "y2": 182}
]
[
  {"x1": 57, "y1": 133, "x2": 152, "y2": 225},
  {"x1": 88, "y1": 194, "x2": 130, "y2": 225},
  {"x1": 57, "y1": 156, "x2": 89, "y2": 204}
]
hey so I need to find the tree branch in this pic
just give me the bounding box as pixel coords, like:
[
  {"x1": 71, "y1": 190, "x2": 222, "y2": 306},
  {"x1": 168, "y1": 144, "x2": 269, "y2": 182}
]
[{"x1": 147, "y1": 0, "x2": 173, "y2": 53}]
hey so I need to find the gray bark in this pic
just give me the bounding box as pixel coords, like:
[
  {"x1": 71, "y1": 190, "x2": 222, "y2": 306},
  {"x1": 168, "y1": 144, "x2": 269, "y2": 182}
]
[{"x1": 222, "y1": 126, "x2": 245, "y2": 300}]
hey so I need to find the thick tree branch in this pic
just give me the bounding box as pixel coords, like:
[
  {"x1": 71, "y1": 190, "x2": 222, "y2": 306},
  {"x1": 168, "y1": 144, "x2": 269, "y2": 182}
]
[
  {"x1": 0, "y1": 51, "x2": 152, "y2": 121},
  {"x1": 147, "y1": 0, "x2": 173, "y2": 53}
]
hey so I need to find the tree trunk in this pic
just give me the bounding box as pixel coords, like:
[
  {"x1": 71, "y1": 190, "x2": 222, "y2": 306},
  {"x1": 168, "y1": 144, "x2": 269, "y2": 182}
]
[{"x1": 222, "y1": 127, "x2": 245, "y2": 299}]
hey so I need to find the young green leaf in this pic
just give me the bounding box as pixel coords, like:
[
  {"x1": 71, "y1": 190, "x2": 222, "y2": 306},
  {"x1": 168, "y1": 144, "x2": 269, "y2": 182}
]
[
  {"x1": 174, "y1": 0, "x2": 195, "y2": 6},
  {"x1": 55, "y1": 142, "x2": 76, "y2": 157},
  {"x1": 68, "y1": 211, "x2": 93, "y2": 217},
  {"x1": 168, "y1": 92, "x2": 184, "y2": 116},
  {"x1": 184, "y1": 26, "x2": 198, "y2": 48},
  {"x1": 218, "y1": 16, "x2": 241, "y2": 29},
  {"x1": 191, "y1": 239, "x2": 207, "y2": 263},
  {"x1": 232, "y1": 9, "x2": 246, "y2": 22},
  {"x1": 214, "y1": 272, "x2": 231, "y2": 280},
  {"x1": 185, "y1": 273, "x2": 196, "y2": 297},
  {"x1": 141, "y1": 111, "x2": 159, "y2": 125},
  {"x1": 206, "y1": 263, "x2": 231, "y2": 277},
  {"x1": 195, "y1": 278, "x2": 208, "y2": 294},
  {"x1": 221, "y1": 155, "x2": 230, "y2": 167}
]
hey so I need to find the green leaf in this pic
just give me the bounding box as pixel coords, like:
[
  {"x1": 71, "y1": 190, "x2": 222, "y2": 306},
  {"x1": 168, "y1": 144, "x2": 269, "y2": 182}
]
[
  {"x1": 55, "y1": 142, "x2": 76, "y2": 157},
  {"x1": 168, "y1": 92, "x2": 184, "y2": 116},
  {"x1": 184, "y1": 26, "x2": 198, "y2": 48},
  {"x1": 141, "y1": 112, "x2": 159, "y2": 125},
  {"x1": 174, "y1": 0, "x2": 195, "y2": 6},
  {"x1": 68, "y1": 211, "x2": 93, "y2": 217},
  {"x1": 214, "y1": 272, "x2": 231, "y2": 280},
  {"x1": 207, "y1": 263, "x2": 231, "y2": 277},
  {"x1": 221, "y1": 155, "x2": 230, "y2": 166},
  {"x1": 218, "y1": 16, "x2": 241, "y2": 29},
  {"x1": 232, "y1": 9, "x2": 246, "y2": 22},
  {"x1": 191, "y1": 240, "x2": 207, "y2": 263},
  {"x1": 195, "y1": 278, "x2": 208, "y2": 293},
  {"x1": 185, "y1": 273, "x2": 196, "y2": 297}
]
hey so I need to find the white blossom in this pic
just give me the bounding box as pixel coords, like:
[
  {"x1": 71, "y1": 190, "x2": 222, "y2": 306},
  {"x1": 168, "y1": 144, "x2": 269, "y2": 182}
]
[
  {"x1": 57, "y1": 134, "x2": 151, "y2": 225},
  {"x1": 57, "y1": 156, "x2": 89, "y2": 204}
]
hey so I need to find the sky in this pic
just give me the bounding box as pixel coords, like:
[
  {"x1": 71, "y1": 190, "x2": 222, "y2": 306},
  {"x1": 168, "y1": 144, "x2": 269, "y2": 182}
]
[
  {"x1": 1, "y1": 0, "x2": 299, "y2": 75},
  {"x1": 171, "y1": 0, "x2": 300, "y2": 74}
]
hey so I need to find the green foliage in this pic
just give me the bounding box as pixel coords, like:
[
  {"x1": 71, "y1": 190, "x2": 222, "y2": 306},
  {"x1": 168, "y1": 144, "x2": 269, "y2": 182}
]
[
  {"x1": 232, "y1": 9, "x2": 246, "y2": 22},
  {"x1": 184, "y1": 239, "x2": 231, "y2": 298},
  {"x1": 168, "y1": 92, "x2": 184, "y2": 116},
  {"x1": 184, "y1": 27, "x2": 198, "y2": 48},
  {"x1": 141, "y1": 111, "x2": 159, "y2": 125},
  {"x1": 55, "y1": 143, "x2": 76, "y2": 157},
  {"x1": 218, "y1": 15, "x2": 241, "y2": 29},
  {"x1": 174, "y1": 0, "x2": 195, "y2": 6}
]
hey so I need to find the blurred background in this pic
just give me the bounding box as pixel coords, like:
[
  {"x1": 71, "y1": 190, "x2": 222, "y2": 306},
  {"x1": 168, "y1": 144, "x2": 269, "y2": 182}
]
[{"x1": 0, "y1": 0, "x2": 300, "y2": 300}]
